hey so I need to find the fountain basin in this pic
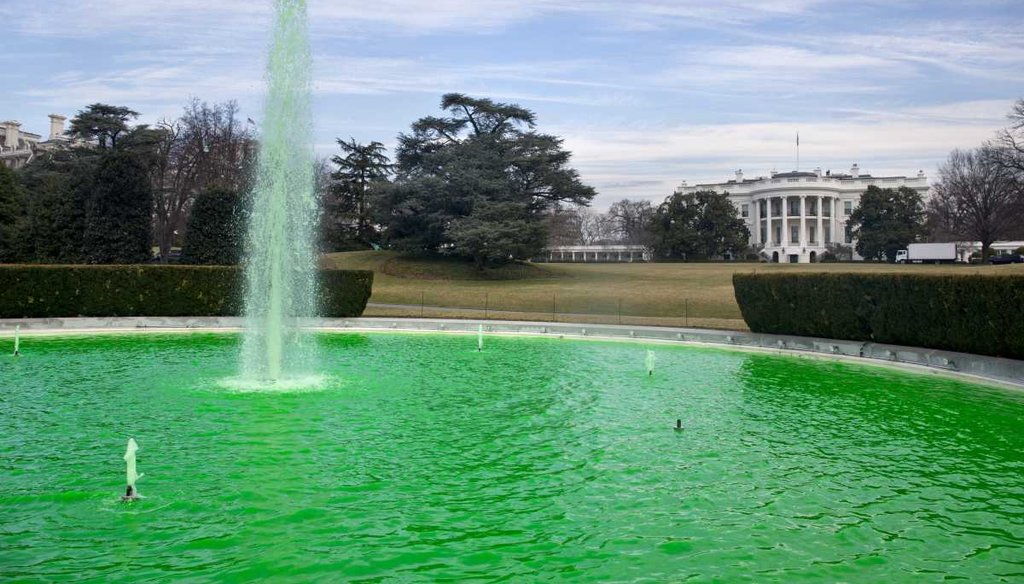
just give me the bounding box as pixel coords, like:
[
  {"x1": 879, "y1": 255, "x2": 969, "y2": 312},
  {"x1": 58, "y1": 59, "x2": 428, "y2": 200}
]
[{"x1": 2, "y1": 328, "x2": 1023, "y2": 580}]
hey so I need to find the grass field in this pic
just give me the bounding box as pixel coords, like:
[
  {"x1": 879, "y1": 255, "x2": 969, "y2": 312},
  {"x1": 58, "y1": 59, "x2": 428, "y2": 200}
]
[{"x1": 322, "y1": 251, "x2": 1024, "y2": 330}]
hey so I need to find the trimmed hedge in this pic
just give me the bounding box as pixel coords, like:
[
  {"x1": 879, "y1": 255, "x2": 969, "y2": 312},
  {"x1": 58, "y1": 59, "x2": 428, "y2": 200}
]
[
  {"x1": 733, "y1": 273, "x2": 1024, "y2": 360},
  {"x1": 0, "y1": 265, "x2": 373, "y2": 319}
]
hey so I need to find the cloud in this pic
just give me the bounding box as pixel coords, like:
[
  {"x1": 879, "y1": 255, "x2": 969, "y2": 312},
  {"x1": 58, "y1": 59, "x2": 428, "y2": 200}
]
[
  {"x1": 557, "y1": 100, "x2": 1012, "y2": 206},
  {"x1": 5, "y1": 0, "x2": 830, "y2": 40}
]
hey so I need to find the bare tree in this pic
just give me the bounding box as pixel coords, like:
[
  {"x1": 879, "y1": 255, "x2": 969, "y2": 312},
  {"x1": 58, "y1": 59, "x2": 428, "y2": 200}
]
[
  {"x1": 607, "y1": 198, "x2": 654, "y2": 244},
  {"x1": 574, "y1": 206, "x2": 616, "y2": 245},
  {"x1": 151, "y1": 99, "x2": 256, "y2": 261},
  {"x1": 928, "y1": 147, "x2": 1022, "y2": 260},
  {"x1": 993, "y1": 98, "x2": 1024, "y2": 175}
]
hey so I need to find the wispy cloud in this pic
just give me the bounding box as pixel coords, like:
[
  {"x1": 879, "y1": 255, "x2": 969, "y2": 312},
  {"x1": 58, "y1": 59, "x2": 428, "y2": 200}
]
[{"x1": 4, "y1": 0, "x2": 1020, "y2": 211}]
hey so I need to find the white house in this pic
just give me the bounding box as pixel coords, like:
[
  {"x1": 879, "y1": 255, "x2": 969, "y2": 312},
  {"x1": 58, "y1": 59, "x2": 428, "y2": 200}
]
[{"x1": 675, "y1": 165, "x2": 930, "y2": 263}]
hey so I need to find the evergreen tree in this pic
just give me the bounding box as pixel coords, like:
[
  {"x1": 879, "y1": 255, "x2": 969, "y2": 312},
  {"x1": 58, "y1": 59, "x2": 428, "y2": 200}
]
[
  {"x1": 329, "y1": 138, "x2": 392, "y2": 246},
  {"x1": 68, "y1": 103, "x2": 140, "y2": 149},
  {"x1": 376, "y1": 93, "x2": 594, "y2": 267},
  {"x1": 82, "y1": 151, "x2": 153, "y2": 264},
  {"x1": 849, "y1": 185, "x2": 925, "y2": 262},
  {"x1": 647, "y1": 190, "x2": 750, "y2": 260},
  {"x1": 16, "y1": 149, "x2": 94, "y2": 263},
  {"x1": 180, "y1": 188, "x2": 243, "y2": 265},
  {"x1": 0, "y1": 164, "x2": 24, "y2": 262}
]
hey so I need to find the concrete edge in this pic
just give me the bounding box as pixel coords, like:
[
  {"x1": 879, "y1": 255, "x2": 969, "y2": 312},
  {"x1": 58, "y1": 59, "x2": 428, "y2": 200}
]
[{"x1": 1, "y1": 316, "x2": 1022, "y2": 390}]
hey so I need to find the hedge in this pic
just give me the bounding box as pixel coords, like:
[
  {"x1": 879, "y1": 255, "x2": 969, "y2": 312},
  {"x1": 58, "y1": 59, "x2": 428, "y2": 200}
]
[
  {"x1": 733, "y1": 272, "x2": 1024, "y2": 360},
  {"x1": 0, "y1": 265, "x2": 373, "y2": 319}
]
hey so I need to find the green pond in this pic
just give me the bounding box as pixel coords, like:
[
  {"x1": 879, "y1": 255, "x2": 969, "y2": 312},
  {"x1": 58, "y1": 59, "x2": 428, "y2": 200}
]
[{"x1": 1, "y1": 332, "x2": 1023, "y2": 582}]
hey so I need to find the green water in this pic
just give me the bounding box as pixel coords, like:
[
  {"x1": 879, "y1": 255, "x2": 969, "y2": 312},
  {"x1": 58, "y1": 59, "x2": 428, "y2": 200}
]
[
  {"x1": 241, "y1": 0, "x2": 318, "y2": 381},
  {"x1": 2, "y1": 333, "x2": 1023, "y2": 582}
]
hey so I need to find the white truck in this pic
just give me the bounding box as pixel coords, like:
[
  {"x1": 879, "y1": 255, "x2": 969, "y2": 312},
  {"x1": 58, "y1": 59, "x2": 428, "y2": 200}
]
[{"x1": 895, "y1": 242, "x2": 958, "y2": 264}]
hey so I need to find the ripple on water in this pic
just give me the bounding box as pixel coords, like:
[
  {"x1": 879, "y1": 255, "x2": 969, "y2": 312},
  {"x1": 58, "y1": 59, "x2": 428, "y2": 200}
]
[{"x1": 1, "y1": 332, "x2": 1023, "y2": 582}]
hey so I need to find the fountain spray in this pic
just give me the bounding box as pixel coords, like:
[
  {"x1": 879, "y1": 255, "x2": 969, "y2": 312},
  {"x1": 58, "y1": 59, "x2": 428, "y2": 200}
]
[
  {"x1": 645, "y1": 350, "x2": 655, "y2": 376},
  {"x1": 478, "y1": 324, "x2": 484, "y2": 352},
  {"x1": 122, "y1": 438, "x2": 144, "y2": 501},
  {"x1": 13, "y1": 325, "x2": 19, "y2": 357},
  {"x1": 241, "y1": 0, "x2": 319, "y2": 382}
]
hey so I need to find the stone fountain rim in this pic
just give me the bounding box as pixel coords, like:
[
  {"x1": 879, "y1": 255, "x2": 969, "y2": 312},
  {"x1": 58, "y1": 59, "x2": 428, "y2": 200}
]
[{"x1": 1, "y1": 316, "x2": 1022, "y2": 391}]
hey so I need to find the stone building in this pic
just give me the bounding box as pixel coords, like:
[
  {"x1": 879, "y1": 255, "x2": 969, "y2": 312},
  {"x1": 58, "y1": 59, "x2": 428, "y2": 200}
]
[
  {"x1": 674, "y1": 165, "x2": 930, "y2": 263},
  {"x1": 0, "y1": 114, "x2": 70, "y2": 169}
]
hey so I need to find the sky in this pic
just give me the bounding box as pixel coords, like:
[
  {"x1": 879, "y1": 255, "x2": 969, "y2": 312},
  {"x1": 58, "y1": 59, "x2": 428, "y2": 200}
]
[{"x1": 1, "y1": 0, "x2": 1022, "y2": 209}]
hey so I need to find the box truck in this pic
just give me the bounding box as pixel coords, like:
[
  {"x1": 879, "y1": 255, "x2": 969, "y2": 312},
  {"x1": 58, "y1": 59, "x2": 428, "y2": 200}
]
[{"x1": 895, "y1": 243, "x2": 957, "y2": 264}]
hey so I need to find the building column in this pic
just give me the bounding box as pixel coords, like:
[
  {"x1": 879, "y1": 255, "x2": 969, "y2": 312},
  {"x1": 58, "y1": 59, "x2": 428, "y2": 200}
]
[
  {"x1": 799, "y1": 196, "x2": 807, "y2": 250},
  {"x1": 816, "y1": 195, "x2": 824, "y2": 248},
  {"x1": 751, "y1": 199, "x2": 759, "y2": 247},
  {"x1": 781, "y1": 196, "x2": 788, "y2": 249}
]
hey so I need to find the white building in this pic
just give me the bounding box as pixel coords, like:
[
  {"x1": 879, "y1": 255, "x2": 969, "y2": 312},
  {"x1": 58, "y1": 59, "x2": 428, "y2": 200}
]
[
  {"x1": 536, "y1": 245, "x2": 651, "y2": 263},
  {"x1": 675, "y1": 165, "x2": 930, "y2": 263},
  {"x1": 0, "y1": 115, "x2": 70, "y2": 169}
]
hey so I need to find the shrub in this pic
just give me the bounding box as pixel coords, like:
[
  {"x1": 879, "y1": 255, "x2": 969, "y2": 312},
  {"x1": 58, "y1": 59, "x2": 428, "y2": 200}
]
[
  {"x1": 0, "y1": 265, "x2": 373, "y2": 319},
  {"x1": 733, "y1": 272, "x2": 1024, "y2": 359}
]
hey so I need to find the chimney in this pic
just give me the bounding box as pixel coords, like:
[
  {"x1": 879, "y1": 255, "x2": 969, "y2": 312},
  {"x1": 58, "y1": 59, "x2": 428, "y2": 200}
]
[
  {"x1": 735, "y1": 169, "x2": 744, "y2": 182},
  {"x1": 2, "y1": 121, "x2": 21, "y2": 150},
  {"x1": 48, "y1": 114, "x2": 67, "y2": 141},
  {"x1": 813, "y1": 167, "x2": 822, "y2": 177},
  {"x1": 850, "y1": 163, "x2": 860, "y2": 178}
]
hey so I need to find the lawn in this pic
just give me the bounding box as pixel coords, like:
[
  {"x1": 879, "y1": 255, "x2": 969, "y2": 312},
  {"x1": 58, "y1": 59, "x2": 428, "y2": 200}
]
[{"x1": 322, "y1": 251, "x2": 1024, "y2": 330}]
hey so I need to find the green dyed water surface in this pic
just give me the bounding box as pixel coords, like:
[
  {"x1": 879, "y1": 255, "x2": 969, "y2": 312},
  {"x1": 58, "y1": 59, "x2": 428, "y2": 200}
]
[{"x1": 2, "y1": 333, "x2": 1023, "y2": 582}]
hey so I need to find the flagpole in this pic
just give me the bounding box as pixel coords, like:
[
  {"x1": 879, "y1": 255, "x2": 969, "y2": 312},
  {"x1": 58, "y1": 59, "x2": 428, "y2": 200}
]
[{"x1": 796, "y1": 132, "x2": 800, "y2": 171}]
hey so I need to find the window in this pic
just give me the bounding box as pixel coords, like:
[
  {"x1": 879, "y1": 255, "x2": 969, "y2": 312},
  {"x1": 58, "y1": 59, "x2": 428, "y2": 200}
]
[
  {"x1": 775, "y1": 226, "x2": 781, "y2": 244},
  {"x1": 844, "y1": 201, "x2": 853, "y2": 216},
  {"x1": 791, "y1": 225, "x2": 799, "y2": 244},
  {"x1": 825, "y1": 224, "x2": 832, "y2": 244},
  {"x1": 823, "y1": 202, "x2": 831, "y2": 218},
  {"x1": 809, "y1": 226, "x2": 816, "y2": 244},
  {"x1": 741, "y1": 204, "x2": 749, "y2": 218},
  {"x1": 761, "y1": 229, "x2": 767, "y2": 244},
  {"x1": 845, "y1": 224, "x2": 853, "y2": 244}
]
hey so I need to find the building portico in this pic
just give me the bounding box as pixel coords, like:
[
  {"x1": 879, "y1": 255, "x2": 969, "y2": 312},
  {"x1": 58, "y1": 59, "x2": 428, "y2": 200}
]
[{"x1": 676, "y1": 165, "x2": 930, "y2": 263}]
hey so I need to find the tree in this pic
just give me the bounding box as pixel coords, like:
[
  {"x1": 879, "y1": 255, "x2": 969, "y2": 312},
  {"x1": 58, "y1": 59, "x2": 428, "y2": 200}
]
[
  {"x1": 329, "y1": 138, "x2": 392, "y2": 246},
  {"x1": 647, "y1": 190, "x2": 749, "y2": 260},
  {"x1": 848, "y1": 185, "x2": 926, "y2": 261},
  {"x1": 0, "y1": 165, "x2": 25, "y2": 262},
  {"x1": 608, "y1": 199, "x2": 654, "y2": 244},
  {"x1": 68, "y1": 103, "x2": 140, "y2": 149},
  {"x1": 15, "y1": 148, "x2": 94, "y2": 263},
  {"x1": 82, "y1": 151, "x2": 153, "y2": 263},
  {"x1": 150, "y1": 99, "x2": 256, "y2": 261},
  {"x1": 375, "y1": 93, "x2": 595, "y2": 267},
  {"x1": 180, "y1": 188, "x2": 243, "y2": 264},
  {"x1": 929, "y1": 147, "x2": 1022, "y2": 261}
]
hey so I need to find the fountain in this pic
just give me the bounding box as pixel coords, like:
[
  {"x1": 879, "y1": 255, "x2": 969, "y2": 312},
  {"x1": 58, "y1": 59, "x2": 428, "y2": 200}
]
[
  {"x1": 645, "y1": 349, "x2": 655, "y2": 376},
  {"x1": 122, "y1": 438, "x2": 143, "y2": 501},
  {"x1": 477, "y1": 324, "x2": 483, "y2": 352},
  {"x1": 240, "y1": 0, "x2": 319, "y2": 382},
  {"x1": 13, "y1": 324, "x2": 19, "y2": 356}
]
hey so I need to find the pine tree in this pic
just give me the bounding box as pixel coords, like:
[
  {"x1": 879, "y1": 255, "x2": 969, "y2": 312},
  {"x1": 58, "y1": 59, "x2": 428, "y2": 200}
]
[
  {"x1": 82, "y1": 151, "x2": 153, "y2": 264},
  {"x1": 180, "y1": 188, "x2": 243, "y2": 265}
]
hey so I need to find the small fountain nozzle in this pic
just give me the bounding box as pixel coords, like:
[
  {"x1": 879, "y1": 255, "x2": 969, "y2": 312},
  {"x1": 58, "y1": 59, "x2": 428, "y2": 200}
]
[
  {"x1": 674, "y1": 419, "x2": 683, "y2": 431},
  {"x1": 122, "y1": 438, "x2": 143, "y2": 501}
]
